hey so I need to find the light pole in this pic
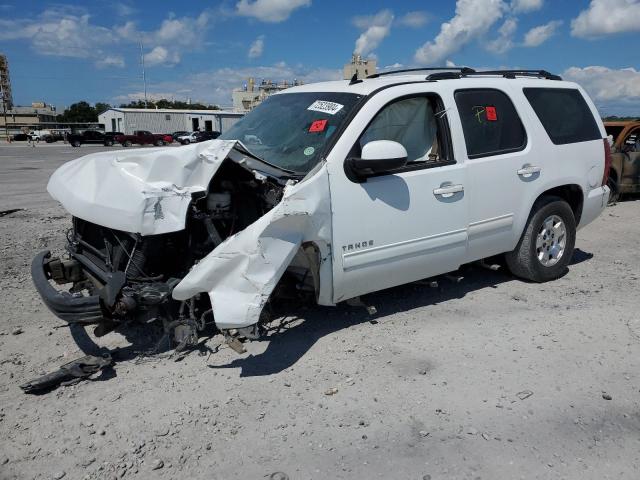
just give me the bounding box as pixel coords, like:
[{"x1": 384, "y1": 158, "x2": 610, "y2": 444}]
[{"x1": 0, "y1": 86, "x2": 8, "y2": 142}]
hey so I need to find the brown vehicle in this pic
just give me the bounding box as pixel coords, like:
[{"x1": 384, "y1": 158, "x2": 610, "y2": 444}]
[{"x1": 604, "y1": 120, "x2": 640, "y2": 203}]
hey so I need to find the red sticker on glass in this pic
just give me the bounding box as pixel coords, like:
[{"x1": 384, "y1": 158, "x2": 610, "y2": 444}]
[
  {"x1": 486, "y1": 106, "x2": 497, "y2": 121},
  {"x1": 309, "y1": 119, "x2": 328, "y2": 133}
]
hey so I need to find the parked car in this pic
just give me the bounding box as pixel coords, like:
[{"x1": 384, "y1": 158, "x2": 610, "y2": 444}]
[
  {"x1": 604, "y1": 120, "x2": 640, "y2": 202},
  {"x1": 11, "y1": 133, "x2": 28, "y2": 141},
  {"x1": 179, "y1": 130, "x2": 221, "y2": 145},
  {"x1": 171, "y1": 131, "x2": 189, "y2": 141},
  {"x1": 32, "y1": 68, "x2": 610, "y2": 354},
  {"x1": 115, "y1": 130, "x2": 172, "y2": 147},
  {"x1": 68, "y1": 130, "x2": 113, "y2": 147}
]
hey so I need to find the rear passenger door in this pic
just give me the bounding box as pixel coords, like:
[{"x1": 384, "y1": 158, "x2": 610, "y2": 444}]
[{"x1": 453, "y1": 88, "x2": 536, "y2": 261}]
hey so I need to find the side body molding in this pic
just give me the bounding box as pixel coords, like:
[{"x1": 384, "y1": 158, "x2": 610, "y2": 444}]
[{"x1": 172, "y1": 165, "x2": 334, "y2": 329}]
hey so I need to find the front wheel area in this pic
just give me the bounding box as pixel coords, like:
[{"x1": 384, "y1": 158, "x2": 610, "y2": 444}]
[{"x1": 505, "y1": 196, "x2": 576, "y2": 282}]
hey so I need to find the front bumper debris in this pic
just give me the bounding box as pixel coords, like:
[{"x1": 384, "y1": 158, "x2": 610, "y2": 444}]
[
  {"x1": 20, "y1": 353, "x2": 113, "y2": 393},
  {"x1": 31, "y1": 250, "x2": 104, "y2": 325}
]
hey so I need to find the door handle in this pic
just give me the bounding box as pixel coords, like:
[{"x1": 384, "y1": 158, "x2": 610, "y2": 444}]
[
  {"x1": 433, "y1": 183, "x2": 464, "y2": 198},
  {"x1": 517, "y1": 164, "x2": 542, "y2": 177}
]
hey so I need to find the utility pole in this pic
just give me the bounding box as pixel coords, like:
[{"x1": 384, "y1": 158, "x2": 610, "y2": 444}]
[
  {"x1": 0, "y1": 86, "x2": 7, "y2": 142},
  {"x1": 139, "y1": 42, "x2": 148, "y2": 108}
]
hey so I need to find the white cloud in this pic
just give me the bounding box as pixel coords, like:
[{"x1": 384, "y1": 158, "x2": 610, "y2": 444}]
[
  {"x1": 116, "y1": 12, "x2": 211, "y2": 66},
  {"x1": 523, "y1": 20, "x2": 562, "y2": 47},
  {"x1": 396, "y1": 11, "x2": 430, "y2": 28},
  {"x1": 0, "y1": 7, "x2": 211, "y2": 68},
  {"x1": 486, "y1": 17, "x2": 518, "y2": 53},
  {"x1": 564, "y1": 66, "x2": 640, "y2": 104},
  {"x1": 235, "y1": 0, "x2": 311, "y2": 23},
  {"x1": 414, "y1": 0, "x2": 507, "y2": 65},
  {"x1": 0, "y1": 9, "x2": 117, "y2": 59},
  {"x1": 571, "y1": 0, "x2": 640, "y2": 38},
  {"x1": 115, "y1": 3, "x2": 135, "y2": 17},
  {"x1": 353, "y1": 9, "x2": 394, "y2": 56},
  {"x1": 511, "y1": 0, "x2": 543, "y2": 13},
  {"x1": 248, "y1": 35, "x2": 265, "y2": 58},
  {"x1": 145, "y1": 46, "x2": 180, "y2": 67},
  {"x1": 115, "y1": 63, "x2": 341, "y2": 107},
  {"x1": 96, "y1": 55, "x2": 125, "y2": 68}
]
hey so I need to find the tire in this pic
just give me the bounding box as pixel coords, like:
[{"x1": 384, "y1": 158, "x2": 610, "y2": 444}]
[
  {"x1": 607, "y1": 176, "x2": 620, "y2": 204},
  {"x1": 182, "y1": 139, "x2": 190, "y2": 145},
  {"x1": 123, "y1": 140, "x2": 132, "y2": 147},
  {"x1": 505, "y1": 196, "x2": 576, "y2": 282},
  {"x1": 104, "y1": 140, "x2": 114, "y2": 147},
  {"x1": 72, "y1": 140, "x2": 81, "y2": 147}
]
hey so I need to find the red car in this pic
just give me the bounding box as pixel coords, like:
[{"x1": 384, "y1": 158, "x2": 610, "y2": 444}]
[{"x1": 114, "y1": 130, "x2": 173, "y2": 147}]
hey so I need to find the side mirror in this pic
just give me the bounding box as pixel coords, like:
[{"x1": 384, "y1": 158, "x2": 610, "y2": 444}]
[{"x1": 347, "y1": 140, "x2": 408, "y2": 180}]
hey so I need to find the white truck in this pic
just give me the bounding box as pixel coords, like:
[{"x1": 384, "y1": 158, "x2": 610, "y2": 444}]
[{"x1": 32, "y1": 68, "x2": 610, "y2": 351}]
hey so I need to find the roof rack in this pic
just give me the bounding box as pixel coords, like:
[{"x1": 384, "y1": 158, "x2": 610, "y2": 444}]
[
  {"x1": 367, "y1": 67, "x2": 476, "y2": 79},
  {"x1": 426, "y1": 69, "x2": 562, "y2": 81}
]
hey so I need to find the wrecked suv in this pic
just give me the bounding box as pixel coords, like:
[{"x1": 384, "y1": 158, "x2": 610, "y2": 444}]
[{"x1": 32, "y1": 68, "x2": 611, "y2": 351}]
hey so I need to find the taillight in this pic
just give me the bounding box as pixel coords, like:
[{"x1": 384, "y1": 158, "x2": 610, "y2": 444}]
[{"x1": 602, "y1": 138, "x2": 612, "y2": 186}]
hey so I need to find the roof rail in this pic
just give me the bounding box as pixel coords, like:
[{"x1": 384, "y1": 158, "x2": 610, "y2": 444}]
[
  {"x1": 426, "y1": 69, "x2": 562, "y2": 81},
  {"x1": 367, "y1": 67, "x2": 476, "y2": 79}
]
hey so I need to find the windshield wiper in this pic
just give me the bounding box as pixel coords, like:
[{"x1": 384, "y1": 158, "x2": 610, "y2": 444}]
[{"x1": 233, "y1": 142, "x2": 303, "y2": 176}]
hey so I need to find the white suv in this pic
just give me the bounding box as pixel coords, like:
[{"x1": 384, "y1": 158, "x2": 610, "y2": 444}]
[{"x1": 34, "y1": 68, "x2": 611, "y2": 349}]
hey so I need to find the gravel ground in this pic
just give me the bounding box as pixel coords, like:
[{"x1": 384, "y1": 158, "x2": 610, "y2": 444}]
[{"x1": 1, "y1": 144, "x2": 639, "y2": 480}]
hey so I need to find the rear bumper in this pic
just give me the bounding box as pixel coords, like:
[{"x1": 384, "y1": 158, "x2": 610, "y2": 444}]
[
  {"x1": 578, "y1": 185, "x2": 609, "y2": 230},
  {"x1": 31, "y1": 251, "x2": 104, "y2": 324}
]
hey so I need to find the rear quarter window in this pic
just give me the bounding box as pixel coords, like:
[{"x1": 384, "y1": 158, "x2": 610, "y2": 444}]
[
  {"x1": 523, "y1": 88, "x2": 601, "y2": 145},
  {"x1": 454, "y1": 89, "x2": 526, "y2": 159}
]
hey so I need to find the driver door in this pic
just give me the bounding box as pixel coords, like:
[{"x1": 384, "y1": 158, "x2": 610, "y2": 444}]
[{"x1": 326, "y1": 88, "x2": 469, "y2": 302}]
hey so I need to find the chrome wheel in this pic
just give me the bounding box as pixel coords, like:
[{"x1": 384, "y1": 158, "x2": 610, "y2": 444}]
[{"x1": 536, "y1": 215, "x2": 566, "y2": 267}]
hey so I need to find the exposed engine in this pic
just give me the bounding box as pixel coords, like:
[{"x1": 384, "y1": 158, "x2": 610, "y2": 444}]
[{"x1": 44, "y1": 158, "x2": 292, "y2": 347}]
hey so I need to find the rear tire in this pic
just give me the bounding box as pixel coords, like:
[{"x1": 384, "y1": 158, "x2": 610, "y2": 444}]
[
  {"x1": 123, "y1": 140, "x2": 132, "y2": 147},
  {"x1": 104, "y1": 140, "x2": 114, "y2": 147},
  {"x1": 72, "y1": 140, "x2": 81, "y2": 147},
  {"x1": 155, "y1": 139, "x2": 163, "y2": 146},
  {"x1": 505, "y1": 196, "x2": 576, "y2": 282}
]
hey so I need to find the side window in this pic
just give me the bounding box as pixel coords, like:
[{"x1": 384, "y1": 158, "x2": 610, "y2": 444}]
[
  {"x1": 454, "y1": 89, "x2": 526, "y2": 158},
  {"x1": 623, "y1": 129, "x2": 640, "y2": 152},
  {"x1": 359, "y1": 96, "x2": 444, "y2": 163},
  {"x1": 523, "y1": 88, "x2": 601, "y2": 145}
]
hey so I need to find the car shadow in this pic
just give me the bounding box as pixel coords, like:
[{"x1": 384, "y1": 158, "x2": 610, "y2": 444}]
[
  {"x1": 211, "y1": 248, "x2": 592, "y2": 377},
  {"x1": 70, "y1": 249, "x2": 594, "y2": 380}
]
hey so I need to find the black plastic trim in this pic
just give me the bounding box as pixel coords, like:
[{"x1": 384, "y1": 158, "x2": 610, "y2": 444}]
[{"x1": 31, "y1": 251, "x2": 104, "y2": 325}]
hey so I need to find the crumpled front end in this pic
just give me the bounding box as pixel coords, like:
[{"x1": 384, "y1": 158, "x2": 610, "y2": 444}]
[
  {"x1": 173, "y1": 165, "x2": 333, "y2": 329},
  {"x1": 34, "y1": 140, "x2": 333, "y2": 342}
]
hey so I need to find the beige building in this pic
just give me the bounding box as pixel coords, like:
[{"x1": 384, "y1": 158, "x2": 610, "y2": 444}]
[
  {"x1": 343, "y1": 54, "x2": 377, "y2": 80},
  {"x1": 0, "y1": 103, "x2": 58, "y2": 138},
  {"x1": 232, "y1": 78, "x2": 302, "y2": 112}
]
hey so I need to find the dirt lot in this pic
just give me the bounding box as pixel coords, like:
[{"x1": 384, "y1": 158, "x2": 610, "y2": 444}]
[{"x1": 1, "y1": 144, "x2": 639, "y2": 480}]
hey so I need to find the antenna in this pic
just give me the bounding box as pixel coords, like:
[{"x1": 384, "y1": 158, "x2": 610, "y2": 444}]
[{"x1": 139, "y1": 41, "x2": 148, "y2": 108}]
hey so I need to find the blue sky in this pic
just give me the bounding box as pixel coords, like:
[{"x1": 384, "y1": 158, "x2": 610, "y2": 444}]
[{"x1": 0, "y1": 0, "x2": 639, "y2": 115}]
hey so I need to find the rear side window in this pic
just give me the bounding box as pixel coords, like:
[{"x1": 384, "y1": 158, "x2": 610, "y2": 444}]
[
  {"x1": 523, "y1": 88, "x2": 601, "y2": 145},
  {"x1": 454, "y1": 89, "x2": 526, "y2": 158}
]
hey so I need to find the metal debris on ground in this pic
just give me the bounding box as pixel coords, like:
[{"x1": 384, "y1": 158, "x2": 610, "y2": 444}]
[
  {"x1": 19, "y1": 353, "x2": 113, "y2": 393},
  {"x1": 346, "y1": 297, "x2": 377, "y2": 315},
  {"x1": 516, "y1": 390, "x2": 534, "y2": 400},
  {"x1": 0, "y1": 208, "x2": 23, "y2": 217}
]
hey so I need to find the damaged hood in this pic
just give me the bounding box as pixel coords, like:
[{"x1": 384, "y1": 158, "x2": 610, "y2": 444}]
[{"x1": 47, "y1": 140, "x2": 237, "y2": 235}]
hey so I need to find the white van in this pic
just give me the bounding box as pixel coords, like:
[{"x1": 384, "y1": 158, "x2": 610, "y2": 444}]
[{"x1": 33, "y1": 68, "x2": 610, "y2": 350}]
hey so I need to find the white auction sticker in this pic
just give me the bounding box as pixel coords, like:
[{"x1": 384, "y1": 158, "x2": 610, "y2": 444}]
[{"x1": 307, "y1": 100, "x2": 344, "y2": 115}]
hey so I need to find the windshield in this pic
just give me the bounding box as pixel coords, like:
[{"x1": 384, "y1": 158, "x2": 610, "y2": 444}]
[{"x1": 220, "y1": 92, "x2": 363, "y2": 174}]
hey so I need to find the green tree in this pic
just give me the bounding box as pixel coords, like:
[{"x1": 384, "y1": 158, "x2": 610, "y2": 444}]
[
  {"x1": 119, "y1": 99, "x2": 220, "y2": 110},
  {"x1": 56, "y1": 101, "x2": 96, "y2": 123},
  {"x1": 94, "y1": 102, "x2": 111, "y2": 116}
]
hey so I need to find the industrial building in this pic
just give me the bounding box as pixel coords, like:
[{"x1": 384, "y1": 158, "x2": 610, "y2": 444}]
[
  {"x1": 98, "y1": 108, "x2": 243, "y2": 134},
  {"x1": 0, "y1": 103, "x2": 59, "y2": 138},
  {"x1": 232, "y1": 78, "x2": 302, "y2": 112},
  {"x1": 343, "y1": 54, "x2": 377, "y2": 80}
]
